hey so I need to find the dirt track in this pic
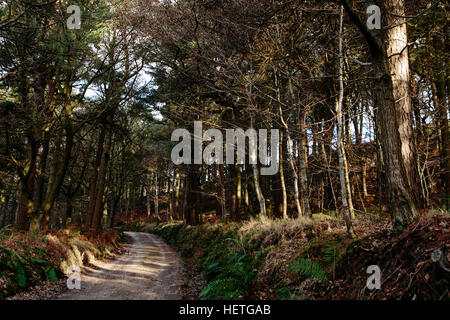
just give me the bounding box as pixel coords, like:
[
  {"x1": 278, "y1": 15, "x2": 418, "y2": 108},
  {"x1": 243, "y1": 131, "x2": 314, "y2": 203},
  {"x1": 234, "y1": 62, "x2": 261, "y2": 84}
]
[{"x1": 55, "y1": 232, "x2": 183, "y2": 300}]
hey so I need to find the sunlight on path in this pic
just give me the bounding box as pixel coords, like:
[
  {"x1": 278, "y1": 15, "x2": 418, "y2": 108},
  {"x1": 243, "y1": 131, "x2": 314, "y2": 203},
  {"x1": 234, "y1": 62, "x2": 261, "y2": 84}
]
[{"x1": 55, "y1": 232, "x2": 183, "y2": 300}]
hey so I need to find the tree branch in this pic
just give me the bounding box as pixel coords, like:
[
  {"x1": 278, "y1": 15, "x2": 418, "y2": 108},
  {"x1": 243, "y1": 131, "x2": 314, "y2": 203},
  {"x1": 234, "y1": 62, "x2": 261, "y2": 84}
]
[{"x1": 340, "y1": 0, "x2": 383, "y2": 55}]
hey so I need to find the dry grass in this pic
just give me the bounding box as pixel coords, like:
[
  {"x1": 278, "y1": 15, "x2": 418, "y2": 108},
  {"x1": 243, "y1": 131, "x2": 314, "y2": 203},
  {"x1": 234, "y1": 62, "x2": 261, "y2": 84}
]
[
  {"x1": 0, "y1": 227, "x2": 121, "y2": 299},
  {"x1": 240, "y1": 216, "x2": 312, "y2": 236}
]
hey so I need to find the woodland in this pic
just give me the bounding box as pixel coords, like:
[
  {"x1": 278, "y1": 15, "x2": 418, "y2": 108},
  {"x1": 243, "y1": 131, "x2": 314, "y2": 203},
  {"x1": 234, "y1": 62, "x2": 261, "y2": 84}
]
[{"x1": 0, "y1": 0, "x2": 448, "y2": 300}]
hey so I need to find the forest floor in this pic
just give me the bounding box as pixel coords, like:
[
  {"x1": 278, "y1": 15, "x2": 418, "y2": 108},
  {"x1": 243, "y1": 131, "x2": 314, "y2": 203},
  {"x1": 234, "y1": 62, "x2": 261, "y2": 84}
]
[
  {"x1": 1, "y1": 227, "x2": 121, "y2": 299},
  {"x1": 147, "y1": 211, "x2": 449, "y2": 300},
  {"x1": 3, "y1": 211, "x2": 448, "y2": 300},
  {"x1": 7, "y1": 232, "x2": 183, "y2": 300}
]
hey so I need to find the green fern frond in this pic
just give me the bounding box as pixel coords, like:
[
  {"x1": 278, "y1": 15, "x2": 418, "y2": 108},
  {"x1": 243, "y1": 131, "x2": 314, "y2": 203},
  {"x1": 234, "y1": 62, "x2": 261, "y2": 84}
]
[
  {"x1": 324, "y1": 242, "x2": 338, "y2": 280},
  {"x1": 288, "y1": 258, "x2": 328, "y2": 284},
  {"x1": 13, "y1": 260, "x2": 26, "y2": 288},
  {"x1": 277, "y1": 287, "x2": 291, "y2": 300},
  {"x1": 199, "y1": 277, "x2": 243, "y2": 299}
]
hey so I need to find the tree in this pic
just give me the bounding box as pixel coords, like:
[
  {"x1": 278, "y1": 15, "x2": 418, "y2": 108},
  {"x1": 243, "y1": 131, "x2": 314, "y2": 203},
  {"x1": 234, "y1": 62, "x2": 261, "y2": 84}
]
[{"x1": 342, "y1": 0, "x2": 419, "y2": 228}]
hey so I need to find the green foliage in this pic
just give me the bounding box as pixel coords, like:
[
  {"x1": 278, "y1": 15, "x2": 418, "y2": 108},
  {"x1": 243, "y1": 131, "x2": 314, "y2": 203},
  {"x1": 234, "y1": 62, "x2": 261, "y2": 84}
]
[
  {"x1": 0, "y1": 225, "x2": 12, "y2": 237},
  {"x1": 30, "y1": 257, "x2": 46, "y2": 265},
  {"x1": 132, "y1": 221, "x2": 145, "y2": 232},
  {"x1": 151, "y1": 223, "x2": 262, "y2": 299},
  {"x1": 288, "y1": 258, "x2": 328, "y2": 284},
  {"x1": 324, "y1": 242, "x2": 338, "y2": 280},
  {"x1": 13, "y1": 261, "x2": 26, "y2": 288},
  {"x1": 180, "y1": 243, "x2": 194, "y2": 258},
  {"x1": 199, "y1": 249, "x2": 257, "y2": 299},
  {"x1": 46, "y1": 267, "x2": 58, "y2": 282},
  {"x1": 199, "y1": 278, "x2": 244, "y2": 300},
  {"x1": 277, "y1": 286, "x2": 292, "y2": 300},
  {"x1": 33, "y1": 248, "x2": 50, "y2": 259},
  {"x1": 255, "y1": 247, "x2": 271, "y2": 261},
  {"x1": 204, "y1": 262, "x2": 222, "y2": 279},
  {"x1": 0, "y1": 242, "x2": 62, "y2": 297}
]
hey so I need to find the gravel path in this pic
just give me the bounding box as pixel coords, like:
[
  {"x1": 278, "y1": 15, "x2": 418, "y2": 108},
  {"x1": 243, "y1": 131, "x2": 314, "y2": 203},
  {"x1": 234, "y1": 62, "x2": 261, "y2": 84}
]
[{"x1": 55, "y1": 232, "x2": 183, "y2": 300}]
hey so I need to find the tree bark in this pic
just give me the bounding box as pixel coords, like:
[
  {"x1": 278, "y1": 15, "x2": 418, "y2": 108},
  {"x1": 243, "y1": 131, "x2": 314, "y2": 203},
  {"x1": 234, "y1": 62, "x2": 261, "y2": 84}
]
[
  {"x1": 337, "y1": 5, "x2": 354, "y2": 237},
  {"x1": 362, "y1": 158, "x2": 368, "y2": 198},
  {"x1": 253, "y1": 162, "x2": 267, "y2": 217},
  {"x1": 147, "y1": 172, "x2": 152, "y2": 218},
  {"x1": 298, "y1": 107, "x2": 312, "y2": 217},
  {"x1": 236, "y1": 165, "x2": 243, "y2": 220},
  {"x1": 30, "y1": 121, "x2": 74, "y2": 232},
  {"x1": 432, "y1": 75, "x2": 449, "y2": 208},
  {"x1": 384, "y1": 0, "x2": 423, "y2": 208},
  {"x1": 154, "y1": 172, "x2": 160, "y2": 219},
  {"x1": 342, "y1": 0, "x2": 419, "y2": 228},
  {"x1": 279, "y1": 130, "x2": 288, "y2": 219},
  {"x1": 86, "y1": 125, "x2": 106, "y2": 228},
  {"x1": 92, "y1": 124, "x2": 112, "y2": 231},
  {"x1": 14, "y1": 137, "x2": 38, "y2": 231}
]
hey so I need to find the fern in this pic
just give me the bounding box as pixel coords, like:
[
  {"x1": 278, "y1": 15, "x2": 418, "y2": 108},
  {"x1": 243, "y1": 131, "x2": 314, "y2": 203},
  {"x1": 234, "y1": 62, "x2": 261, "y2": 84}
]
[
  {"x1": 13, "y1": 260, "x2": 26, "y2": 288},
  {"x1": 324, "y1": 242, "x2": 338, "y2": 280},
  {"x1": 277, "y1": 287, "x2": 291, "y2": 300},
  {"x1": 30, "y1": 257, "x2": 46, "y2": 265},
  {"x1": 46, "y1": 267, "x2": 58, "y2": 282},
  {"x1": 33, "y1": 248, "x2": 50, "y2": 259},
  {"x1": 199, "y1": 277, "x2": 243, "y2": 299},
  {"x1": 288, "y1": 258, "x2": 328, "y2": 284},
  {"x1": 204, "y1": 262, "x2": 222, "y2": 280}
]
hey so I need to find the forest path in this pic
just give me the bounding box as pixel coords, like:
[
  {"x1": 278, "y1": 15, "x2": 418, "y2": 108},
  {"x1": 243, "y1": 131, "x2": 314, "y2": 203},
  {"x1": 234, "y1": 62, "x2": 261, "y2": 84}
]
[{"x1": 55, "y1": 232, "x2": 183, "y2": 300}]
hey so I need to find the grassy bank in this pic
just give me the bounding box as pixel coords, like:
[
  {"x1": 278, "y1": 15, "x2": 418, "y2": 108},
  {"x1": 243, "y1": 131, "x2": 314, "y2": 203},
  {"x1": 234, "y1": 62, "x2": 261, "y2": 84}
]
[
  {"x1": 149, "y1": 212, "x2": 449, "y2": 300},
  {"x1": 0, "y1": 226, "x2": 122, "y2": 299},
  {"x1": 149, "y1": 215, "x2": 346, "y2": 299}
]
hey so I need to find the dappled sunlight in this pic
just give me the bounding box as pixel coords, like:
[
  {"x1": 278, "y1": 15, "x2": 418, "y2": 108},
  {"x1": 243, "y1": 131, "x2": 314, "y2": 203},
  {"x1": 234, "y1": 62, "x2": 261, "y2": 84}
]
[{"x1": 57, "y1": 233, "x2": 182, "y2": 300}]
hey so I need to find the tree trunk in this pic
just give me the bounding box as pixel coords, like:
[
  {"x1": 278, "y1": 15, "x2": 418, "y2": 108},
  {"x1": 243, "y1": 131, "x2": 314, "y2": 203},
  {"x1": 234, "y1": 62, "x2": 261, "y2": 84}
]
[
  {"x1": 174, "y1": 170, "x2": 181, "y2": 219},
  {"x1": 219, "y1": 165, "x2": 227, "y2": 219},
  {"x1": 342, "y1": 0, "x2": 419, "y2": 228},
  {"x1": 362, "y1": 158, "x2": 368, "y2": 198},
  {"x1": 279, "y1": 130, "x2": 288, "y2": 219},
  {"x1": 321, "y1": 119, "x2": 337, "y2": 211},
  {"x1": 92, "y1": 125, "x2": 112, "y2": 231},
  {"x1": 384, "y1": 0, "x2": 423, "y2": 208},
  {"x1": 14, "y1": 138, "x2": 38, "y2": 231},
  {"x1": 432, "y1": 75, "x2": 449, "y2": 208},
  {"x1": 30, "y1": 121, "x2": 74, "y2": 232},
  {"x1": 298, "y1": 107, "x2": 312, "y2": 217},
  {"x1": 15, "y1": 184, "x2": 34, "y2": 231},
  {"x1": 184, "y1": 166, "x2": 201, "y2": 225},
  {"x1": 337, "y1": 5, "x2": 354, "y2": 237},
  {"x1": 281, "y1": 82, "x2": 302, "y2": 218},
  {"x1": 86, "y1": 125, "x2": 106, "y2": 228},
  {"x1": 34, "y1": 135, "x2": 49, "y2": 211},
  {"x1": 238, "y1": 165, "x2": 244, "y2": 219},
  {"x1": 253, "y1": 162, "x2": 266, "y2": 217},
  {"x1": 154, "y1": 172, "x2": 159, "y2": 219},
  {"x1": 147, "y1": 172, "x2": 152, "y2": 218},
  {"x1": 342, "y1": 137, "x2": 355, "y2": 219},
  {"x1": 63, "y1": 199, "x2": 72, "y2": 229},
  {"x1": 287, "y1": 130, "x2": 302, "y2": 218}
]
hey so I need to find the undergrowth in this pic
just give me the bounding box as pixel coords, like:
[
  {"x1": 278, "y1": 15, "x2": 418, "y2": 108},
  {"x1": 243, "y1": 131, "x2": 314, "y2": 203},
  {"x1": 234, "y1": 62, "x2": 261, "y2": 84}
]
[
  {"x1": 0, "y1": 226, "x2": 122, "y2": 299},
  {"x1": 150, "y1": 212, "x2": 449, "y2": 300},
  {"x1": 150, "y1": 216, "x2": 343, "y2": 300},
  {"x1": 151, "y1": 222, "x2": 262, "y2": 299}
]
